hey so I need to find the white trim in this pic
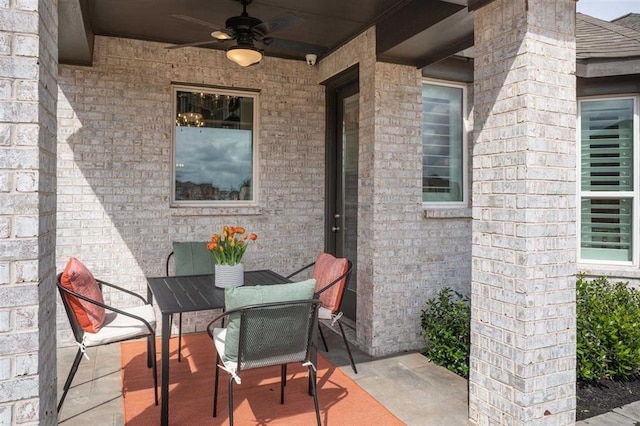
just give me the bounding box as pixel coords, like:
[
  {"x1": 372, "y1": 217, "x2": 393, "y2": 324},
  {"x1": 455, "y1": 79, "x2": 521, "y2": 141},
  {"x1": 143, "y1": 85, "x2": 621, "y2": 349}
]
[
  {"x1": 170, "y1": 84, "x2": 260, "y2": 207},
  {"x1": 577, "y1": 94, "x2": 639, "y2": 266},
  {"x1": 421, "y1": 78, "x2": 469, "y2": 209}
]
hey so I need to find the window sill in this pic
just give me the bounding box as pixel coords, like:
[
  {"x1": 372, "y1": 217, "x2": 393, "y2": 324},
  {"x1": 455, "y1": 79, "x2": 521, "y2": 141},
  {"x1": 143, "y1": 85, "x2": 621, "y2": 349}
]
[
  {"x1": 170, "y1": 204, "x2": 262, "y2": 216},
  {"x1": 422, "y1": 206, "x2": 472, "y2": 219},
  {"x1": 578, "y1": 263, "x2": 640, "y2": 280}
]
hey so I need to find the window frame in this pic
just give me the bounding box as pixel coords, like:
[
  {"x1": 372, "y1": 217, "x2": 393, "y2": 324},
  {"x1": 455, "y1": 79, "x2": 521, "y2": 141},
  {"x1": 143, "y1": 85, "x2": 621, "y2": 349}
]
[
  {"x1": 170, "y1": 84, "x2": 260, "y2": 207},
  {"x1": 421, "y1": 78, "x2": 469, "y2": 209},
  {"x1": 577, "y1": 94, "x2": 640, "y2": 266}
]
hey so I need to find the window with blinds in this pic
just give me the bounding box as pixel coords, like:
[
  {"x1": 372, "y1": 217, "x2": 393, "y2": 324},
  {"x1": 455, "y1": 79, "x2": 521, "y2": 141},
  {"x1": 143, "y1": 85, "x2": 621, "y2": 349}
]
[
  {"x1": 422, "y1": 82, "x2": 465, "y2": 203},
  {"x1": 579, "y1": 98, "x2": 635, "y2": 262}
]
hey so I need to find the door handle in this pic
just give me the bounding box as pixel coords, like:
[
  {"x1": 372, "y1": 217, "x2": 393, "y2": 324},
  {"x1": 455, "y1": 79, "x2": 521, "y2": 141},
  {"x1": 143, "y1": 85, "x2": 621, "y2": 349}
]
[{"x1": 331, "y1": 226, "x2": 341, "y2": 232}]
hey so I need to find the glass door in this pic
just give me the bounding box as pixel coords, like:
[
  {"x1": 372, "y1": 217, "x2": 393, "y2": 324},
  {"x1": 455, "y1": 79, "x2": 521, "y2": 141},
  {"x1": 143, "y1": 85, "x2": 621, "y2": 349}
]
[{"x1": 325, "y1": 67, "x2": 359, "y2": 323}]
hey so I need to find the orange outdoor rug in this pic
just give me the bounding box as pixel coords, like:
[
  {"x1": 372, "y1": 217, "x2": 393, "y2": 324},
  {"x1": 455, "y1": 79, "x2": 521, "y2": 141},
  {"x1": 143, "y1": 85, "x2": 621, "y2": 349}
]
[{"x1": 121, "y1": 332, "x2": 404, "y2": 425}]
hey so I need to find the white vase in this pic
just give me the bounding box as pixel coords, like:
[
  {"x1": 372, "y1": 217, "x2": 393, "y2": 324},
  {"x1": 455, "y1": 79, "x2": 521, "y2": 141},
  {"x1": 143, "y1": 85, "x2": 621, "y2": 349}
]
[{"x1": 214, "y1": 263, "x2": 244, "y2": 288}]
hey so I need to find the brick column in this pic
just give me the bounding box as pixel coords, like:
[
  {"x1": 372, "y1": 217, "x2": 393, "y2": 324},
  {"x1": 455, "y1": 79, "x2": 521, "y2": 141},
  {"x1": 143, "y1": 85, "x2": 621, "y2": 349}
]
[
  {"x1": 470, "y1": 0, "x2": 577, "y2": 424},
  {"x1": 0, "y1": 0, "x2": 58, "y2": 424}
]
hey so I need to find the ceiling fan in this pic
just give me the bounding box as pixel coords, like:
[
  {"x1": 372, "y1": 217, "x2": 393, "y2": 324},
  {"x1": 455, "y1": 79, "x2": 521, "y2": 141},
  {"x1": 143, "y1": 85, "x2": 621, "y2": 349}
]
[{"x1": 167, "y1": 0, "x2": 317, "y2": 66}]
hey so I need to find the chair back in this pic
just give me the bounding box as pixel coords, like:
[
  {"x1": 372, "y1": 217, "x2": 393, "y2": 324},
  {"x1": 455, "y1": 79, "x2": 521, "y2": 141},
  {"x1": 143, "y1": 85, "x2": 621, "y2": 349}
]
[
  {"x1": 236, "y1": 299, "x2": 321, "y2": 372},
  {"x1": 167, "y1": 241, "x2": 215, "y2": 276},
  {"x1": 312, "y1": 253, "x2": 352, "y2": 313},
  {"x1": 57, "y1": 273, "x2": 92, "y2": 343}
]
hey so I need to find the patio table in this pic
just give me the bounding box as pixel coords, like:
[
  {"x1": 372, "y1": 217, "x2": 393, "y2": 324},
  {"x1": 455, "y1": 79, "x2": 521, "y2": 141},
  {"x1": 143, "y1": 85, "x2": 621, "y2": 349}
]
[{"x1": 147, "y1": 269, "x2": 292, "y2": 426}]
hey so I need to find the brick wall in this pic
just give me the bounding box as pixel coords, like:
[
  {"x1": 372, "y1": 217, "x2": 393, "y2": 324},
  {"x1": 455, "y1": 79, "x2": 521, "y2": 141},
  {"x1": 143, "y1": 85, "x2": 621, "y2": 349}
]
[
  {"x1": 470, "y1": 0, "x2": 577, "y2": 424},
  {"x1": 0, "y1": 0, "x2": 58, "y2": 424},
  {"x1": 320, "y1": 30, "x2": 473, "y2": 356},
  {"x1": 56, "y1": 36, "x2": 326, "y2": 343},
  {"x1": 57, "y1": 31, "x2": 475, "y2": 358}
]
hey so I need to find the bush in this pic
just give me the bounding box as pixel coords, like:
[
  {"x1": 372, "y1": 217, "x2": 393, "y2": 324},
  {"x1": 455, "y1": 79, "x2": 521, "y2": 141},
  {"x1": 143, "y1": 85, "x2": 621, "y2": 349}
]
[
  {"x1": 577, "y1": 274, "x2": 640, "y2": 381},
  {"x1": 421, "y1": 276, "x2": 640, "y2": 382},
  {"x1": 420, "y1": 287, "x2": 470, "y2": 378}
]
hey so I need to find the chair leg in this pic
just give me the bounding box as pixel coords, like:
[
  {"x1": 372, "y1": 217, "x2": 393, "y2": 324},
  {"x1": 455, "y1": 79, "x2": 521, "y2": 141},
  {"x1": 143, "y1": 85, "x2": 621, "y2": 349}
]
[
  {"x1": 283, "y1": 364, "x2": 288, "y2": 387},
  {"x1": 280, "y1": 364, "x2": 286, "y2": 404},
  {"x1": 337, "y1": 320, "x2": 358, "y2": 374},
  {"x1": 178, "y1": 313, "x2": 183, "y2": 362},
  {"x1": 308, "y1": 363, "x2": 322, "y2": 426},
  {"x1": 228, "y1": 375, "x2": 235, "y2": 426},
  {"x1": 147, "y1": 334, "x2": 153, "y2": 368},
  {"x1": 213, "y1": 356, "x2": 220, "y2": 417},
  {"x1": 318, "y1": 323, "x2": 329, "y2": 352},
  {"x1": 149, "y1": 334, "x2": 158, "y2": 406},
  {"x1": 57, "y1": 348, "x2": 84, "y2": 413}
]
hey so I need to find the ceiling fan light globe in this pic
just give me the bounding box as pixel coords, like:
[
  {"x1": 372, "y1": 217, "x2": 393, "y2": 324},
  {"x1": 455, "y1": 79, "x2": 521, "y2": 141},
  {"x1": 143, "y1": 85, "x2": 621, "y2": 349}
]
[
  {"x1": 226, "y1": 45, "x2": 262, "y2": 67},
  {"x1": 212, "y1": 30, "x2": 234, "y2": 40}
]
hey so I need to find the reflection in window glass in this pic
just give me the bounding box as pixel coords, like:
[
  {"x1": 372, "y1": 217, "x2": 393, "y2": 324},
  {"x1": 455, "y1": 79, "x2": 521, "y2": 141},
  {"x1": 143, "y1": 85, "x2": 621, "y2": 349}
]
[{"x1": 173, "y1": 87, "x2": 256, "y2": 203}]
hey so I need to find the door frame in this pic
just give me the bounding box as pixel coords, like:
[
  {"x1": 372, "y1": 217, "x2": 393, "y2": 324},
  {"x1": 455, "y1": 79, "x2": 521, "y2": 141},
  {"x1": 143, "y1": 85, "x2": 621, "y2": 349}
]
[{"x1": 323, "y1": 64, "x2": 359, "y2": 254}]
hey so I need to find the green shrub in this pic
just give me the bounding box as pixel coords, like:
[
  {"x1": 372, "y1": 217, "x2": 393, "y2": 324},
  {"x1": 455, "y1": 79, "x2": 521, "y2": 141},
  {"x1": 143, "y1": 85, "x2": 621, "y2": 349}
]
[
  {"x1": 420, "y1": 287, "x2": 470, "y2": 378},
  {"x1": 421, "y1": 276, "x2": 640, "y2": 382},
  {"x1": 577, "y1": 274, "x2": 640, "y2": 381}
]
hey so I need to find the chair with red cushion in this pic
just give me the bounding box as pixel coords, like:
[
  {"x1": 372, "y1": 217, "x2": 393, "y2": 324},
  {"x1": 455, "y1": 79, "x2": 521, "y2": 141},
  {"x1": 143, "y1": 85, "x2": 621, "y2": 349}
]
[
  {"x1": 56, "y1": 257, "x2": 158, "y2": 412},
  {"x1": 286, "y1": 253, "x2": 357, "y2": 373}
]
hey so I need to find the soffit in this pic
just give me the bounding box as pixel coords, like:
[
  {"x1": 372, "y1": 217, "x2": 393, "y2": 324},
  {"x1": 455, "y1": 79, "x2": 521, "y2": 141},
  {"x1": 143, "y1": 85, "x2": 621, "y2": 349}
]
[{"x1": 58, "y1": 0, "x2": 487, "y2": 67}]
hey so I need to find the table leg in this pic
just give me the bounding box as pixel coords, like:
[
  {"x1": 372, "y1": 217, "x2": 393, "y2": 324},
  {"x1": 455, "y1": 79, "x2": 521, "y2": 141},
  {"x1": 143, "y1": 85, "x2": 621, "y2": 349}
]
[{"x1": 161, "y1": 313, "x2": 170, "y2": 426}]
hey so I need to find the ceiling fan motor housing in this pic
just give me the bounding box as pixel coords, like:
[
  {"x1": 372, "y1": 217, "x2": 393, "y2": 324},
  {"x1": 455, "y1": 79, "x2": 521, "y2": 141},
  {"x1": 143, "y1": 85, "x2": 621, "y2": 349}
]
[{"x1": 226, "y1": 15, "x2": 265, "y2": 37}]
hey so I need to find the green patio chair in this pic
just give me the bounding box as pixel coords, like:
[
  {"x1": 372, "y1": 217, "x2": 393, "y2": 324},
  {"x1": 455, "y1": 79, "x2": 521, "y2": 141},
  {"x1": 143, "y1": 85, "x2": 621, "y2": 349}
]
[
  {"x1": 207, "y1": 298, "x2": 322, "y2": 426},
  {"x1": 166, "y1": 241, "x2": 215, "y2": 361}
]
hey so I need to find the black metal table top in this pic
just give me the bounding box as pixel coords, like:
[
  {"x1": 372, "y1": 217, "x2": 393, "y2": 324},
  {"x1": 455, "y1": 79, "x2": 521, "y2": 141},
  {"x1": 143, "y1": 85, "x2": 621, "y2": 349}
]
[{"x1": 146, "y1": 269, "x2": 291, "y2": 315}]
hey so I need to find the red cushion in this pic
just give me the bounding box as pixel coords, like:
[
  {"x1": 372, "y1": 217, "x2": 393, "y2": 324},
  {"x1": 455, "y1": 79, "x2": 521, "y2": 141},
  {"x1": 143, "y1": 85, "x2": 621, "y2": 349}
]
[
  {"x1": 60, "y1": 258, "x2": 106, "y2": 333},
  {"x1": 312, "y1": 253, "x2": 349, "y2": 313}
]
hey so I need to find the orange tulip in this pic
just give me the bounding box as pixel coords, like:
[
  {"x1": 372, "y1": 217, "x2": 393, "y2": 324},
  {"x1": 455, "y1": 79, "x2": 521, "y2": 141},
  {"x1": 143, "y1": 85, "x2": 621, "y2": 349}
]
[
  {"x1": 236, "y1": 227, "x2": 245, "y2": 234},
  {"x1": 250, "y1": 233, "x2": 257, "y2": 241},
  {"x1": 206, "y1": 242, "x2": 214, "y2": 251}
]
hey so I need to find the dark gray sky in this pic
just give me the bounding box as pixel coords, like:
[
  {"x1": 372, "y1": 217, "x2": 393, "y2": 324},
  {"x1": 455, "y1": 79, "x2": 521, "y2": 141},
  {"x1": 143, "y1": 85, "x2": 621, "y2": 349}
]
[{"x1": 175, "y1": 127, "x2": 252, "y2": 191}]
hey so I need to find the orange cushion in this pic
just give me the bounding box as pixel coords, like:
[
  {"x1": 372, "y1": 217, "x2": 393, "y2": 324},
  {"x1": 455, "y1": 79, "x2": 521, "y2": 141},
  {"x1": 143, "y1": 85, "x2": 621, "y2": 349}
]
[
  {"x1": 312, "y1": 253, "x2": 349, "y2": 313},
  {"x1": 60, "y1": 258, "x2": 106, "y2": 333}
]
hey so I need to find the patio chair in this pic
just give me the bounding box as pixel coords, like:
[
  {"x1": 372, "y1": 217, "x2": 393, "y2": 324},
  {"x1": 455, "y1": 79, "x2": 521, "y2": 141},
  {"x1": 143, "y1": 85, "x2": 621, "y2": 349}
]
[
  {"x1": 286, "y1": 253, "x2": 357, "y2": 373},
  {"x1": 166, "y1": 241, "x2": 215, "y2": 361},
  {"x1": 207, "y1": 279, "x2": 321, "y2": 425},
  {"x1": 207, "y1": 296, "x2": 322, "y2": 426},
  {"x1": 56, "y1": 257, "x2": 157, "y2": 412}
]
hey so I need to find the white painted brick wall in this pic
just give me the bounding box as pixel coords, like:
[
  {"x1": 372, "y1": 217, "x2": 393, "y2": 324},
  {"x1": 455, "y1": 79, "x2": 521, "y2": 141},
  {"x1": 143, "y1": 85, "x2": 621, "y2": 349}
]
[
  {"x1": 0, "y1": 0, "x2": 58, "y2": 422},
  {"x1": 56, "y1": 36, "x2": 326, "y2": 344},
  {"x1": 470, "y1": 0, "x2": 577, "y2": 424},
  {"x1": 319, "y1": 29, "x2": 473, "y2": 356},
  {"x1": 56, "y1": 29, "x2": 475, "y2": 362}
]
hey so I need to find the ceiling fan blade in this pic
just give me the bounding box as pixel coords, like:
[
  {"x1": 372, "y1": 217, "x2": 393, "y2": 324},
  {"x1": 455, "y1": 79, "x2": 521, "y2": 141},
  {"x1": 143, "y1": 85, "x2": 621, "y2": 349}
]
[
  {"x1": 266, "y1": 37, "x2": 327, "y2": 55},
  {"x1": 165, "y1": 40, "x2": 223, "y2": 50},
  {"x1": 170, "y1": 14, "x2": 223, "y2": 31},
  {"x1": 264, "y1": 12, "x2": 304, "y2": 35}
]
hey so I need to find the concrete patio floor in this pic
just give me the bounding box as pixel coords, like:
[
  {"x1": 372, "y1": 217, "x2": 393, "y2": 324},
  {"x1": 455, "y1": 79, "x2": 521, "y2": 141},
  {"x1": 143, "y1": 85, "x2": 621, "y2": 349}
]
[{"x1": 56, "y1": 326, "x2": 470, "y2": 425}]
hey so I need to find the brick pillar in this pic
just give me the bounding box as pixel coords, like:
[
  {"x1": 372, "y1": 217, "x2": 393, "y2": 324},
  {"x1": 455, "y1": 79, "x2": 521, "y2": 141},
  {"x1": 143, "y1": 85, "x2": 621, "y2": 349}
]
[
  {"x1": 0, "y1": 1, "x2": 58, "y2": 424},
  {"x1": 470, "y1": 0, "x2": 577, "y2": 424}
]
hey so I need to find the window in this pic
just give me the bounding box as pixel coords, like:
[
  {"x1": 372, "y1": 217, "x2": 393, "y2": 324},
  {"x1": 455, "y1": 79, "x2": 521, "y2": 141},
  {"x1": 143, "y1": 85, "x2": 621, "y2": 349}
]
[
  {"x1": 172, "y1": 85, "x2": 258, "y2": 205},
  {"x1": 578, "y1": 96, "x2": 638, "y2": 263},
  {"x1": 422, "y1": 81, "x2": 466, "y2": 205}
]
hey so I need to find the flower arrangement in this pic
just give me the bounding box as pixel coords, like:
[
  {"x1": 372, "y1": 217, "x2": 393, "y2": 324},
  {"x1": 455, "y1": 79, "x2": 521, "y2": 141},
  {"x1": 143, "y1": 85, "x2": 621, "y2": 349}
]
[{"x1": 207, "y1": 226, "x2": 258, "y2": 266}]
